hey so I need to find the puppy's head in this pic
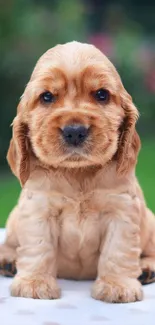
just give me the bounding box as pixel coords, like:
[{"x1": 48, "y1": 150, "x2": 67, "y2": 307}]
[{"x1": 7, "y1": 41, "x2": 140, "y2": 185}]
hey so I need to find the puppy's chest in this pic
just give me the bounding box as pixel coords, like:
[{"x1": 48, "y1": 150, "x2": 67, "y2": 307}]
[{"x1": 53, "y1": 189, "x2": 103, "y2": 257}]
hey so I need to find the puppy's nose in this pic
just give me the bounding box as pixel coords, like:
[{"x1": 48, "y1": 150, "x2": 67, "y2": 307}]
[{"x1": 62, "y1": 124, "x2": 88, "y2": 146}]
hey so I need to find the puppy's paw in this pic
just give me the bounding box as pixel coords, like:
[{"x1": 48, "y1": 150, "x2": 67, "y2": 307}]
[
  {"x1": 139, "y1": 257, "x2": 155, "y2": 285},
  {"x1": 0, "y1": 244, "x2": 16, "y2": 277},
  {"x1": 11, "y1": 275, "x2": 61, "y2": 299},
  {"x1": 91, "y1": 277, "x2": 143, "y2": 303}
]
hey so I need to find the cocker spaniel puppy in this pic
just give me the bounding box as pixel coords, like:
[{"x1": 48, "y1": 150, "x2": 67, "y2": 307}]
[{"x1": 0, "y1": 41, "x2": 155, "y2": 303}]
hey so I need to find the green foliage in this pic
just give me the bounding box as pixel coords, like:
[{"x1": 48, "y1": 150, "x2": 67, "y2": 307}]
[
  {"x1": 0, "y1": 173, "x2": 20, "y2": 227},
  {"x1": 136, "y1": 140, "x2": 155, "y2": 211},
  {"x1": 0, "y1": 0, "x2": 86, "y2": 167}
]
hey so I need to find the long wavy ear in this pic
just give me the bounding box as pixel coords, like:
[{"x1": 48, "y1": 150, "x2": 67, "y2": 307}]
[
  {"x1": 116, "y1": 90, "x2": 141, "y2": 175},
  {"x1": 7, "y1": 112, "x2": 30, "y2": 186}
]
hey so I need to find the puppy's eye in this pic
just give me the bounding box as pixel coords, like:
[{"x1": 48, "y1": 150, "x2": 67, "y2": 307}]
[
  {"x1": 94, "y1": 89, "x2": 109, "y2": 102},
  {"x1": 40, "y1": 91, "x2": 55, "y2": 103}
]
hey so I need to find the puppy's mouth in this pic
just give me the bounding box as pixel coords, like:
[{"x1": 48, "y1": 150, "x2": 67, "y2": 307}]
[
  {"x1": 58, "y1": 150, "x2": 95, "y2": 168},
  {"x1": 57, "y1": 134, "x2": 94, "y2": 167},
  {"x1": 62, "y1": 147, "x2": 91, "y2": 163},
  {"x1": 59, "y1": 124, "x2": 93, "y2": 164}
]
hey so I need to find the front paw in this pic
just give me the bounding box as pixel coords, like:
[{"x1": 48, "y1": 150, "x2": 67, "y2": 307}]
[
  {"x1": 11, "y1": 275, "x2": 61, "y2": 299},
  {"x1": 91, "y1": 276, "x2": 143, "y2": 303}
]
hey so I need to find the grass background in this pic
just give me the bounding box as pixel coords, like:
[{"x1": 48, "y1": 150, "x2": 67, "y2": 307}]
[{"x1": 0, "y1": 140, "x2": 154, "y2": 227}]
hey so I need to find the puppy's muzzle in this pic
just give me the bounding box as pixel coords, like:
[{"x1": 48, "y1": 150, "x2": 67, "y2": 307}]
[{"x1": 62, "y1": 124, "x2": 89, "y2": 146}]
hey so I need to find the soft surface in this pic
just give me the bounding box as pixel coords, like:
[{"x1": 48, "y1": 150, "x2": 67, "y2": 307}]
[{"x1": 0, "y1": 229, "x2": 155, "y2": 325}]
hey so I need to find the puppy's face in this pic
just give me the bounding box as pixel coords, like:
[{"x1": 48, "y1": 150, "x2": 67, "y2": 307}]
[
  {"x1": 8, "y1": 42, "x2": 140, "y2": 184},
  {"x1": 21, "y1": 42, "x2": 126, "y2": 168}
]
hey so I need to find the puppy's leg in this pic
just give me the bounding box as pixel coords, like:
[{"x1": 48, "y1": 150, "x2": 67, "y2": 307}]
[
  {"x1": 91, "y1": 196, "x2": 143, "y2": 303},
  {"x1": 139, "y1": 209, "x2": 155, "y2": 285},
  {"x1": 11, "y1": 191, "x2": 60, "y2": 299},
  {"x1": 0, "y1": 206, "x2": 18, "y2": 276}
]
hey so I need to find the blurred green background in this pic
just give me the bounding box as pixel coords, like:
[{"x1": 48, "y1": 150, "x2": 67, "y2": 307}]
[{"x1": 0, "y1": 0, "x2": 155, "y2": 227}]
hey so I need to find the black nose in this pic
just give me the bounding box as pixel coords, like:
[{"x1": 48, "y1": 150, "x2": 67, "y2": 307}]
[{"x1": 62, "y1": 124, "x2": 88, "y2": 146}]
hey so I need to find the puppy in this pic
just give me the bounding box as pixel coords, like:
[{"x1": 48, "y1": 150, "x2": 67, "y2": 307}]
[{"x1": 0, "y1": 41, "x2": 155, "y2": 303}]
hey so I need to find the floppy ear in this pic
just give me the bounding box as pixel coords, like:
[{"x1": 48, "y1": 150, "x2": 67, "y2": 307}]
[
  {"x1": 7, "y1": 113, "x2": 30, "y2": 186},
  {"x1": 116, "y1": 90, "x2": 141, "y2": 175}
]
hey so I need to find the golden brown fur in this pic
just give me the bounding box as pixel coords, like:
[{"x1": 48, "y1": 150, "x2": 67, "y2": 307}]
[{"x1": 0, "y1": 41, "x2": 155, "y2": 302}]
